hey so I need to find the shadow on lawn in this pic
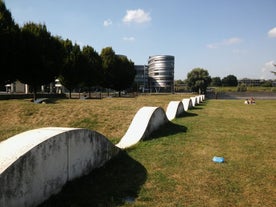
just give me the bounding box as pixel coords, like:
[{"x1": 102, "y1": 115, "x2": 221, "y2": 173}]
[
  {"x1": 146, "y1": 121, "x2": 188, "y2": 141},
  {"x1": 38, "y1": 150, "x2": 147, "y2": 207}
]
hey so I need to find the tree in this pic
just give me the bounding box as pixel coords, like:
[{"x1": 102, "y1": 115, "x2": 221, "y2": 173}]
[
  {"x1": 221, "y1": 75, "x2": 238, "y2": 86},
  {"x1": 100, "y1": 47, "x2": 136, "y2": 96},
  {"x1": 81, "y1": 45, "x2": 103, "y2": 97},
  {"x1": 211, "y1": 77, "x2": 222, "y2": 87},
  {"x1": 112, "y1": 55, "x2": 136, "y2": 96},
  {"x1": 18, "y1": 22, "x2": 64, "y2": 100},
  {"x1": 0, "y1": 0, "x2": 20, "y2": 86},
  {"x1": 186, "y1": 68, "x2": 211, "y2": 94},
  {"x1": 59, "y1": 40, "x2": 84, "y2": 98},
  {"x1": 100, "y1": 47, "x2": 117, "y2": 92}
]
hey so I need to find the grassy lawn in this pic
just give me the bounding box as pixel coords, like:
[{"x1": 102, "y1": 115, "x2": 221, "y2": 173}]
[
  {"x1": 0, "y1": 94, "x2": 189, "y2": 142},
  {"x1": 211, "y1": 86, "x2": 276, "y2": 92},
  {"x1": 1, "y1": 96, "x2": 275, "y2": 206}
]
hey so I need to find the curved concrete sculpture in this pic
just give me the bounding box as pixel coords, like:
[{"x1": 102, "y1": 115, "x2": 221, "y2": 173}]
[
  {"x1": 182, "y1": 98, "x2": 193, "y2": 111},
  {"x1": 190, "y1": 97, "x2": 197, "y2": 107},
  {"x1": 0, "y1": 127, "x2": 119, "y2": 207},
  {"x1": 116, "y1": 107, "x2": 169, "y2": 149},
  {"x1": 0, "y1": 95, "x2": 205, "y2": 206},
  {"x1": 166, "y1": 101, "x2": 185, "y2": 121}
]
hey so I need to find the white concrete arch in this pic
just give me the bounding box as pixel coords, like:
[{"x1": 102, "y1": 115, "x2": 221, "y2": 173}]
[
  {"x1": 190, "y1": 97, "x2": 197, "y2": 107},
  {"x1": 166, "y1": 101, "x2": 185, "y2": 121},
  {"x1": 182, "y1": 98, "x2": 193, "y2": 111},
  {"x1": 116, "y1": 106, "x2": 169, "y2": 149},
  {"x1": 0, "y1": 127, "x2": 119, "y2": 207}
]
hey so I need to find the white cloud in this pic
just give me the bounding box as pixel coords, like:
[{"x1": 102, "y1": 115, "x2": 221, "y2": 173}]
[
  {"x1": 103, "y1": 19, "x2": 112, "y2": 27},
  {"x1": 207, "y1": 37, "x2": 242, "y2": 49},
  {"x1": 123, "y1": 9, "x2": 151, "y2": 24},
  {"x1": 123, "y1": 36, "x2": 135, "y2": 42},
  {"x1": 268, "y1": 27, "x2": 276, "y2": 38},
  {"x1": 261, "y1": 60, "x2": 276, "y2": 79}
]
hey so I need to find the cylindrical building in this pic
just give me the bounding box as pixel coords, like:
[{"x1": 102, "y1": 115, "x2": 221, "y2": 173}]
[{"x1": 148, "y1": 55, "x2": 174, "y2": 92}]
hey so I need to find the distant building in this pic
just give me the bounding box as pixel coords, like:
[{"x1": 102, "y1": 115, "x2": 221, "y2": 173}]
[
  {"x1": 5, "y1": 81, "x2": 29, "y2": 93},
  {"x1": 147, "y1": 55, "x2": 175, "y2": 92},
  {"x1": 134, "y1": 65, "x2": 149, "y2": 92},
  {"x1": 134, "y1": 55, "x2": 175, "y2": 92},
  {"x1": 238, "y1": 78, "x2": 263, "y2": 86}
]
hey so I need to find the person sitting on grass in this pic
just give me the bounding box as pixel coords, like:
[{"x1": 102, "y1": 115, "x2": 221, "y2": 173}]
[{"x1": 250, "y1": 97, "x2": 255, "y2": 104}]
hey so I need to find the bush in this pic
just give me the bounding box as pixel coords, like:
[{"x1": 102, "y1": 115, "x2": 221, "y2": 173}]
[{"x1": 237, "y1": 84, "x2": 247, "y2": 92}]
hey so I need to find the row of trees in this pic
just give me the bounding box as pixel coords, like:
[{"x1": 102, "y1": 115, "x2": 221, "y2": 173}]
[
  {"x1": 179, "y1": 68, "x2": 238, "y2": 94},
  {"x1": 0, "y1": 1, "x2": 136, "y2": 99},
  {"x1": 182, "y1": 68, "x2": 276, "y2": 94}
]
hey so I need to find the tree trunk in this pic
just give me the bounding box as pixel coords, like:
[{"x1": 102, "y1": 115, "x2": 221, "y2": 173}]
[{"x1": 33, "y1": 87, "x2": 37, "y2": 101}]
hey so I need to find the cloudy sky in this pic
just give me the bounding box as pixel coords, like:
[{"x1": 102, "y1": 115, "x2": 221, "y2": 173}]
[{"x1": 5, "y1": 0, "x2": 276, "y2": 80}]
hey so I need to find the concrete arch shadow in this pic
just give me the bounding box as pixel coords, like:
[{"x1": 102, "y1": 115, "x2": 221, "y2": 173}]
[
  {"x1": 38, "y1": 150, "x2": 147, "y2": 206},
  {"x1": 146, "y1": 121, "x2": 187, "y2": 141}
]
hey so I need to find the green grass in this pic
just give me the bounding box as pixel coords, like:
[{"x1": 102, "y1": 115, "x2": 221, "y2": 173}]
[
  {"x1": 0, "y1": 94, "x2": 189, "y2": 142},
  {"x1": 212, "y1": 86, "x2": 276, "y2": 92},
  {"x1": 1, "y1": 97, "x2": 275, "y2": 206}
]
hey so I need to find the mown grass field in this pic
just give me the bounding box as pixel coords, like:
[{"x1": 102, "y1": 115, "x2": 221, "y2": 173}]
[
  {"x1": 0, "y1": 94, "x2": 189, "y2": 142},
  {"x1": 1, "y1": 95, "x2": 275, "y2": 206}
]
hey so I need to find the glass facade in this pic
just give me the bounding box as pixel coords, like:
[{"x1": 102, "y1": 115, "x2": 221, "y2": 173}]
[{"x1": 148, "y1": 55, "x2": 174, "y2": 92}]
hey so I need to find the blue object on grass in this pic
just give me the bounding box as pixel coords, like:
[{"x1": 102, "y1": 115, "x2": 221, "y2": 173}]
[{"x1": 212, "y1": 156, "x2": 224, "y2": 163}]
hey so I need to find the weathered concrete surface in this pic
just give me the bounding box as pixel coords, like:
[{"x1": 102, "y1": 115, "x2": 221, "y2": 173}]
[
  {"x1": 166, "y1": 101, "x2": 185, "y2": 121},
  {"x1": 0, "y1": 127, "x2": 119, "y2": 207},
  {"x1": 182, "y1": 98, "x2": 193, "y2": 111},
  {"x1": 116, "y1": 107, "x2": 169, "y2": 149}
]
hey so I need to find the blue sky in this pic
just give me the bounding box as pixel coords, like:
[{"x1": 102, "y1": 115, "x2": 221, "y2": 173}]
[{"x1": 5, "y1": 0, "x2": 276, "y2": 80}]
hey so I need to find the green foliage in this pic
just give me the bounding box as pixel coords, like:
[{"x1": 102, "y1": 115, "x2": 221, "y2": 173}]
[
  {"x1": 81, "y1": 45, "x2": 103, "y2": 89},
  {"x1": 186, "y1": 68, "x2": 211, "y2": 93},
  {"x1": 222, "y1": 74, "x2": 238, "y2": 86},
  {"x1": 260, "y1": 80, "x2": 272, "y2": 87},
  {"x1": 113, "y1": 55, "x2": 136, "y2": 92},
  {"x1": 211, "y1": 77, "x2": 222, "y2": 86},
  {"x1": 237, "y1": 83, "x2": 247, "y2": 92},
  {"x1": 0, "y1": 0, "x2": 20, "y2": 85},
  {"x1": 1, "y1": 4, "x2": 136, "y2": 97},
  {"x1": 59, "y1": 40, "x2": 84, "y2": 98},
  {"x1": 100, "y1": 47, "x2": 136, "y2": 95},
  {"x1": 18, "y1": 22, "x2": 64, "y2": 99},
  {"x1": 100, "y1": 47, "x2": 117, "y2": 89}
]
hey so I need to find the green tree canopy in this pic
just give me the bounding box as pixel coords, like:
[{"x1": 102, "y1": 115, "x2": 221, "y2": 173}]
[
  {"x1": 100, "y1": 47, "x2": 136, "y2": 96},
  {"x1": 100, "y1": 47, "x2": 117, "y2": 90},
  {"x1": 222, "y1": 75, "x2": 238, "y2": 86},
  {"x1": 211, "y1": 77, "x2": 222, "y2": 87},
  {"x1": 0, "y1": 0, "x2": 20, "y2": 85},
  {"x1": 81, "y1": 45, "x2": 103, "y2": 92},
  {"x1": 59, "y1": 40, "x2": 84, "y2": 98},
  {"x1": 186, "y1": 68, "x2": 211, "y2": 94},
  {"x1": 18, "y1": 22, "x2": 64, "y2": 99},
  {"x1": 113, "y1": 55, "x2": 136, "y2": 95}
]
